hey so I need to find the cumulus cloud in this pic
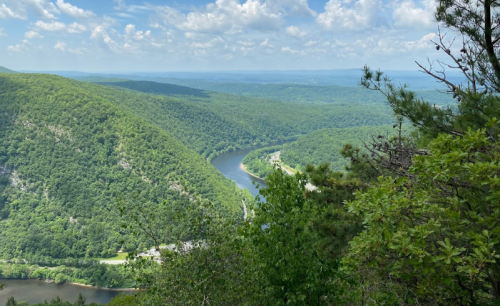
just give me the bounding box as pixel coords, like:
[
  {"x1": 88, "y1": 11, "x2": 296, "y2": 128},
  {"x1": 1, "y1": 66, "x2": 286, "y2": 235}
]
[
  {"x1": 24, "y1": 30, "x2": 43, "y2": 39},
  {"x1": 67, "y1": 22, "x2": 87, "y2": 33},
  {"x1": 267, "y1": 0, "x2": 316, "y2": 17},
  {"x1": 7, "y1": 39, "x2": 31, "y2": 52},
  {"x1": 56, "y1": 0, "x2": 96, "y2": 19},
  {"x1": 91, "y1": 25, "x2": 119, "y2": 51},
  {"x1": 392, "y1": 0, "x2": 437, "y2": 28},
  {"x1": 7, "y1": 44, "x2": 22, "y2": 52},
  {"x1": 155, "y1": 0, "x2": 283, "y2": 34},
  {"x1": 281, "y1": 46, "x2": 304, "y2": 55},
  {"x1": 286, "y1": 25, "x2": 306, "y2": 38},
  {"x1": 34, "y1": 20, "x2": 66, "y2": 31},
  {"x1": 125, "y1": 24, "x2": 151, "y2": 40},
  {"x1": 0, "y1": 3, "x2": 24, "y2": 19},
  {"x1": 317, "y1": 0, "x2": 383, "y2": 31},
  {"x1": 4, "y1": 0, "x2": 60, "y2": 20},
  {"x1": 54, "y1": 40, "x2": 66, "y2": 51}
]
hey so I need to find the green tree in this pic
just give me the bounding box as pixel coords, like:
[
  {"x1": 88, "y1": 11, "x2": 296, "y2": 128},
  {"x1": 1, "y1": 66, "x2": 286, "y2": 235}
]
[
  {"x1": 75, "y1": 293, "x2": 86, "y2": 306},
  {"x1": 345, "y1": 1, "x2": 500, "y2": 304},
  {"x1": 344, "y1": 126, "x2": 500, "y2": 305},
  {"x1": 245, "y1": 169, "x2": 339, "y2": 305},
  {"x1": 5, "y1": 297, "x2": 17, "y2": 306}
]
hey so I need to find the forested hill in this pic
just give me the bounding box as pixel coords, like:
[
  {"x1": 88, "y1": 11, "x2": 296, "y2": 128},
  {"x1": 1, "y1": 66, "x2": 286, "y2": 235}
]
[
  {"x1": 0, "y1": 66, "x2": 18, "y2": 73},
  {"x1": 104, "y1": 77, "x2": 453, "y2": 106},
  {"x1": 0, "y1": 73, "x2": 247, "y2": 260},
  {"x1": 92, "y1": 79, "x2": 395, "y2": 159}
]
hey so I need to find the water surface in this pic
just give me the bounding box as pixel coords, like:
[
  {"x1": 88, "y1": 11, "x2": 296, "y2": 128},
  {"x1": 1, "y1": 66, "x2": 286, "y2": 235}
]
[
  {"x1": 0, "y1": 279, "x2": 130, "y2": 305},
  {"x1": 211, "y1": 146, "x2": 267, "y2": 197}
]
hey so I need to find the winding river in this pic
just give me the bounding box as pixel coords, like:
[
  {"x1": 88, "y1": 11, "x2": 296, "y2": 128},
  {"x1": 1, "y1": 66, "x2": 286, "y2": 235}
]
[
  {"x1": 0, "y1": 146, "x2": 267, "y2": 305},
  {"x1": 211, "y1": 146, "x2": 268, "y2": 197}
]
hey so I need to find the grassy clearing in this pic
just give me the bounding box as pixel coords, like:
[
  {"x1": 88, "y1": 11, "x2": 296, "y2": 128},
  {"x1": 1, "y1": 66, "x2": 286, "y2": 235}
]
[{"x1": 96, "y1": 252, "x2": 129, "y2": 261}]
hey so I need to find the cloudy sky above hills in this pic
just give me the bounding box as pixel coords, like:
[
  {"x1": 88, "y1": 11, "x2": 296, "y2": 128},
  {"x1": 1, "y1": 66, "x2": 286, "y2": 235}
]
[{"x1": 0, "y1": 0, "x2": 450, "y2": 72}]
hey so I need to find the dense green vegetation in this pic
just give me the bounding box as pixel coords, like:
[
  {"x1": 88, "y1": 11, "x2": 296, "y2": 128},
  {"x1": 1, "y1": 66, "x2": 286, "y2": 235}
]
[
  {"x1": 0, "y1": 73, "x2": 247, "y2": 265},
  {"x1": 130, "y1": 78, "x2": 454, "y2": 106},
  {"x1": 241, "y1": 126, "x2": 398, "y2": 179},
  {"x1": 241, "y1": 145, "x2": 282, "y2": 178},
  {"x1": 280, "y1": 125, "x2": 397, "y2": 171},
  {"x1": 116, "y1": 1, "x2": 500, "y2": 305},
  {"x1": 0, "y1": 261, "x2": 131, "y2": 288},
  {"x1": 92, "y1": 79, "x2": 394, "y2": 159}
]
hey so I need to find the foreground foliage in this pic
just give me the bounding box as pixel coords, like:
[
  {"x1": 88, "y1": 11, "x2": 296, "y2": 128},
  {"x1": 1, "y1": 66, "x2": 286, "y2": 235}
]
[{"x1": 124, "y1": 1, "x2": 500, "y2": 305}]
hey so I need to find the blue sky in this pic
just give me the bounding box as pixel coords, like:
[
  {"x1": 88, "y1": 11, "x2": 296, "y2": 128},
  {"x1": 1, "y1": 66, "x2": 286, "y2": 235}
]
[{"x1": 0, "y1": 0, "x2": 448, "y2": 72}]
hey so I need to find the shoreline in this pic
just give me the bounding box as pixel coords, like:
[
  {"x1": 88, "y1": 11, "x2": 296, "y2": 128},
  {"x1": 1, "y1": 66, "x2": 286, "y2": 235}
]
[
  {"x1": 67, "y1": 282, "x2": 142, "y2": 292},
  {"x1": 239, "y1": 162, "x2": 266, "y2": 181},
  {"x1": 0, "y1": 278, "x2": 139, "y2": 292}
]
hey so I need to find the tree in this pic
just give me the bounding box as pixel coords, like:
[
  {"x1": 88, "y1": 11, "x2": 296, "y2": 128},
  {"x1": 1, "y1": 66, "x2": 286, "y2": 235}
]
[
  {"x1": 75, "y1": 293, "x2": 86, "y2": 306},
  {"x1": 245, "y1": 169, "x2": 339, "y2": 305},
  {"x1": 344, "y1": 126, "x2": 500, "y2": 305},
  {"x1": 361, "y1": 1, "x2": 500, "y2": 142},
  {"x1": 436, "y1": 0, "x2": 500, "y2": 91},
  {"x1": 345, "y1": 1, "x2": 500, "y2": 304},
  {"x1": 6, "y1": 297, "x2": 17, "y2": 306}
]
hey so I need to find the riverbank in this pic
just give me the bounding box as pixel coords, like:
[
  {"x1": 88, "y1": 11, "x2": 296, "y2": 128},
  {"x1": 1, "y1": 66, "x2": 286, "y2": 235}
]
[
  {"x1": 0, "y1": 278, "x2": 137, "y2": 292},
  {"x1": 241, "y1": 150, "x2": 317, "y2": 192},
  {"x1": 239, "y1": 162, "x2": 266, "y2": 181},
  {"x1": 67, "y1": 281, "x2": 140, "y2": 292},
  {"x1": 0, "y1": 279, "x2": 130, "y2": 305}
]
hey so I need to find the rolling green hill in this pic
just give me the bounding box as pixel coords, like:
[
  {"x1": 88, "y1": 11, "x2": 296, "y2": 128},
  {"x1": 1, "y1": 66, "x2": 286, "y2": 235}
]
[
  {"x1": 280, "y1": 125, "x2": 398, "y2": 171},
  {"x1": 0, "y1": 66, "x2": 17, "y2": 73},
  {"x1": 112, "y1": 77, "x2": 453, "y2": 106},
  {"x1": 241, "y1": 125, "x2": 401, "y2": 178},
  {"x1": 0, "y1": 73, "x2": 247, "y2": 260},
  {"x1": 93, "y1": 80, "x2": 395, "y2": 159}
]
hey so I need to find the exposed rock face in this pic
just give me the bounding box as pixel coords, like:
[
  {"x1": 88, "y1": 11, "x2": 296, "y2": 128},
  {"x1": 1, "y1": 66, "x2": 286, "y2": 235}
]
[{"x1": 0, "y1": 165, "x2": 12, "y2": 177}]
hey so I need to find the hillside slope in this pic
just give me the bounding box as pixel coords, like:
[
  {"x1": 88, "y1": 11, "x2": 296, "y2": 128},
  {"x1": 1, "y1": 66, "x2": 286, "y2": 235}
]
[
  {"x1": 92, "y1": 80, "x2": 395, "y2": 159},
  {"x1": 0, "y1": 74, "x2": 245, "y2": 260},
  {"x1": 0, "y1": 66, "x2": 17, "y2": 73}
]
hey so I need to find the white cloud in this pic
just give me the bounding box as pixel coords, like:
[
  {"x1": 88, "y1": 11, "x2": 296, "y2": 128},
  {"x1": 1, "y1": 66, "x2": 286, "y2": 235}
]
[
  {"x1": 0, "y1": 3, "x2": 24, "y2": 19},
  {"x1": 67, "y1": 22, "x2": 87, "y2": 33},
  {"x1": 6, "y1": 0, "x2": 60, "y2": 20},
  {"x1": 155, "y1": 0, "x2": 283, "y2": 34},
  {"x1": 91, "y1": 25, "x2": 119, "y2": 51},
  {"x1": 24, "y1": 30, "x2": 43, "y2": 39},
  {"x1": 281, "y1": 46, "x2": 304, "y2": 55},
  {"x1": 54, "y1": 40, "x2": 67, "y2": 51},
  {"x1": 267, "y1": 0, "x2": 316, "y2": 17},
  {"x1": 191, "y1": 37, "x2": 225, "y2": 49},
  {"x1": 392, "y1": 0, "x2": 437, "y2": 28},
  {"x1": 317, "y1": 0, "x2": 383, "y2": 31},
  {"x1": 286, "y1": 25, "x2": 306, "y2": 38},
  {"x1": 34, "y1": 20, "x2": 66, "y2": 31},
  {"x1": 0, "y1": 28, "x2": 7, "y2": 37},
  {"x1": 7, "y1": 44, "x2": 22, "y2": 52},
  {"x1": 304, "y1": 40, "x2": 318, "y2": 47},
  {"x1": 56, "y1": 0, "x2": 96, "y2": 19},
  {"x1": 125, "y1": 24, "x2": 150, "y2": 40},
  {"x1": 7, "y1": 39, "x2": 31, "y2": 52}
]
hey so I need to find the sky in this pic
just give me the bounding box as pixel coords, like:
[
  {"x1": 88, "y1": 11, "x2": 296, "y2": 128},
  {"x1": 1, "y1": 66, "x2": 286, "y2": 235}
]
[{"x1": 0, "y1": 0, "x2": 450, "y2": 72}]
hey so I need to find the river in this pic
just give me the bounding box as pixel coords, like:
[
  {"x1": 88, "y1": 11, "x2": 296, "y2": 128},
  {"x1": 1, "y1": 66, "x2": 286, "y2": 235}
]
[
  {"x1": 0, "y1": 146, "x2": 267, "y2": 305},
  {"x1": 211, "y1": 146, "x2": 267, "y2": 197},
  {"x1": 0, "y1": 279, "x2": 129, "y2": 305}
]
